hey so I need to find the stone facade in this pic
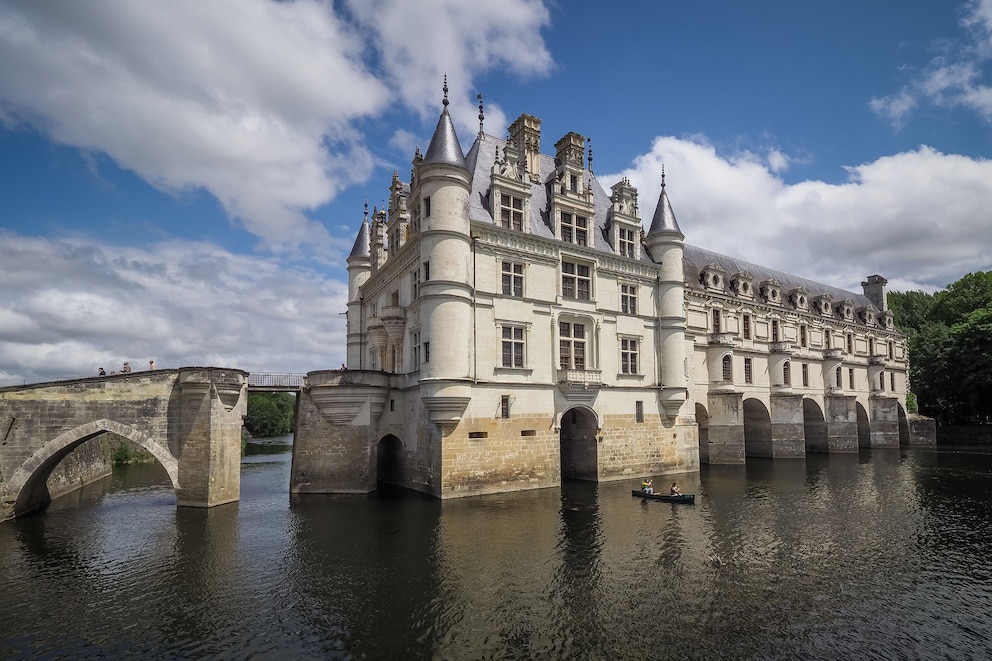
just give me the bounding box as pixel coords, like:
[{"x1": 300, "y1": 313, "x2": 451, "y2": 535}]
[{"x1": 300, "y1": 87, "x2": 920, "y2": 500}]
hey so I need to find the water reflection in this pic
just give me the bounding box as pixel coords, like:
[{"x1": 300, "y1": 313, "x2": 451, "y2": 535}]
[{"x1": 2, "y1": 438, "x2": 992, "y2": 659}]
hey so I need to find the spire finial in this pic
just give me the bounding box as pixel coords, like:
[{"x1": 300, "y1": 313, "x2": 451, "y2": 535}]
[
  {"x1": 587, "y1": 137, "x2": 593, "y2": 174},
  {"x1": 364, "y1": 197, "x2": 369, "y2": 221},
  {"x1": 661, "y1": 165, "x2": 666, "y2": 188},
  {"x1": 477, "y1": 93, "x2": 485, "y2": 137},
  {"x1": 442, "y1": 75, "x2": 449, "y2": 107}
]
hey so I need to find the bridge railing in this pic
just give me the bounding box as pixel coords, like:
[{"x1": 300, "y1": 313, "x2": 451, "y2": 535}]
[{"x1": 247, "y1": 372, "x2": 307, "y2": 389}]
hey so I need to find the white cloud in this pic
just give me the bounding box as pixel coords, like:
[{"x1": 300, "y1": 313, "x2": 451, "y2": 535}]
[
  {"x1": 872, "y1": 0, "x2": 992, "y2": 126},
  {"x1": 0, "y1": 0, "x2": 553, "y2": 254},
  {"x1": 0, "y1": 230, "x2": 349, "y2": 384},
  {"x1": 604, "y1": 137, "x2": 992, "y2": 294}
]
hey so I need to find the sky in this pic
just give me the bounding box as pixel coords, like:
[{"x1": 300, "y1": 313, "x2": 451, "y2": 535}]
[{"x1": 1, "y1": 0, "x2": 991, "y2": 384}]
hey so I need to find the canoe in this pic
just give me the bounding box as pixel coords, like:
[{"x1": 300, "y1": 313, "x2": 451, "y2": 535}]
[{"x1": 632, "y1": 489, "x2": 695, "y2": 504}]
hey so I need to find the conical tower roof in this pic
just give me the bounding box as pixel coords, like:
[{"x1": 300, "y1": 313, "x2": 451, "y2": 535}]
[
  {"x1": 422, "y1": 77, "x2": 467, "y2": 170},
  {"x1": 647, "y1": 170, "x2": 683, "y2": 237},
  {"x1": 347, "y1": 210, "x2": 371, "y2": 261}
]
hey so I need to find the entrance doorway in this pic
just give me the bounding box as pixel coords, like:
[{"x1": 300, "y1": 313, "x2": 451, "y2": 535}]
[{"x1": 560, "y1": 407, "x2": 598, "y2": 481}]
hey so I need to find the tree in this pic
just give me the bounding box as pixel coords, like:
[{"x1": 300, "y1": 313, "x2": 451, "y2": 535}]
[
  {"x1": 244, "y1": 392, "x2": 296, "y2": 437},
  {"x1": 889, "y1": 271, "x2": 992, "y2": 424}
]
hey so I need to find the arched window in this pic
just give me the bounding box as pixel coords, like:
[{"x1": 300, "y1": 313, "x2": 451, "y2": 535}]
[
  {"x1": 722, "y1": 354, "x2": 732, "y2": 381},
  {"x1": 783, "y1": 361, "x2": 791, "y2": 386},
  {"x1": 836, "y1": 366, "x2": 842, "y2": 388}
]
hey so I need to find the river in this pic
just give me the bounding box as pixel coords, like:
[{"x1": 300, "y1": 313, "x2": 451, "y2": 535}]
[{"x1": 1, "y1": 435, "x2": 991, "y2": 660}]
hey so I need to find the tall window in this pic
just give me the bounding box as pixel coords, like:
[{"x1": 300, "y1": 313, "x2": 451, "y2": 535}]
[
  {"x1": 800, "y1": 325, "x2": 808, "y2": 348},
  {"x1": 744, "y1": 357, "x2": 753, "y2": 384},
  {"x1": 888, "y1": 341, "x2": 894, "y2": 360},
  {"x1": 559, "y1": 322, "x2": 586, "y2": 369},
  {"x1": 722, "y1": 355, "x2": 732, "y2": 381},
  {"x1": 879, "y1": 371, "x2": 885, "y2": 390},
  {"x1": 869, "y1": 338, "x2": 876, "y2": 356},
  {"x1": 712, "y1": 309, "x2": 722, "y2": 333},
  {"x1": 836, "y1": 366, "x2": 842, "y2": 388},
  {"x1": 849, "y1": 368, "x2": 855, "y2": 390},
  {"x1": 500, "y1": 195, "x2": 523, "y2": 230},
  {"x1": 561, "y1": 213, "x2": 588, "y2": 246},
  {"x1": 635, "y1": 400, "x2": 644, "y2": 423},
  {"x1": 825, "y1": 332, "x2": 832, "y2": 349},
  {"x1": 423, "y1": 341, "x2": 430, "y2": 362},
  {"x1": 501, "y1": 325, "x2": 525, "y2": 368},
  {"x1": 424, "y1": 196, "x2": 431, "y2": 217},
  {"x1": 411, "y1": 268, "x2": 420, "y2": 300},
  {"x1": 802, "y1": 362, "x2": 809, "y2": 387},
  {"x1": 743, "y1": 314, "x2": 752, "y2": 340},
  {"x1": 783, "y1": 361, "x2": 791, "y2": 386},
  {"x1": 621, "y1": 338, "x2": 638, "y2": 374},
  {"x1": 562, "y1": 261, "x2": 591, "y2": 300},
  {"x1": 619, "y1": 227, "x2": 636, "y2": 257},
  {"x1": 411, "y1": 331, "x2": 420, "y2": 370},
  {"x1": 502, "y1": 262, "x2": 524, "y2": 297},
  {"x1": 890, "y1": 372, "x2": 896, "y2": 391},
  {"x1": 500, "y1": 395, "x2": 511, "y2": 419},
  {"x1": 846, "y1": 333, "x2": 854, "y2": 354},
  {"x1": 771, "y1": 319, "x2": 780, "y2": 343},
  {"x1": 621, "y1": 284, "x2": 637, "y2": 314}
]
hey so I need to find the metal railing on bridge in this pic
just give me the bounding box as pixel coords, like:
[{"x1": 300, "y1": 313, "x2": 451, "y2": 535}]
[{"x1": 247, "y1": 372, "x2": 307, "y2": 391}]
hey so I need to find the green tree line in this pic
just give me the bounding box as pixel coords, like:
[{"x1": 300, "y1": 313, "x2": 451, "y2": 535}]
[
  {"x1": 888, "y1": 271, "x2": 992, "y2": 424},
  {"x1": 244, "y1": 392, "x2": 296, "y2": 437}
]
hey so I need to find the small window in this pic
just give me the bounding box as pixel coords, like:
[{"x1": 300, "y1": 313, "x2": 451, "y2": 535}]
[
  {"x1": 424, "y1": 196, "x2": 431, "y2": 217},
  {"x1": 800, "y1": 325, "x2": 807, "y2": 348},
  {"x1": 500, "y1": 395, "x2": 511, "y2": 419},
  {"x1": 879, "y1": 371, "x2": 885, "y2": 391},
  {"x1": 390, "y1": 399, "x2": 395, "y2": 412},
  {"x1": 621, "y1": 338, "x2": 639, "y2": 374},
  {"x1": 771, "y1": 320, "x2": 780, "y2": 343},
  {"x1": 836, "y1": 366, "x2": 842, "y2": 388},
  {"x1": 468, "y1": 431, "x2": 488, "y2": 439},
  {"x1": 424, "y1": 341, "x2": 430, "y2": 362},
  {"x1": 847, "y1": 334, "x2": 854, "y2": 354},
  {"x1": 802, "y1": 363, "x2": 809, "y2": 387},
  {"x1": 621, "y1": 284, "x2": 637, "y2": 315},
  {"x1": 635, "y1": 400, "x2": 644, "y2": 423},
  {"x1": 722, "y1": 355, "x2": 732, "y2": 381},
  {"x1": 619, "y1": 227, "x2": 636, "y2": 258},
  {"x1": 423, "y1": 261, "x2": 430, "y2": 281},
  {"x1": 888, "y1": 341, "x2": 894, "y2": 360},
  {"x1": 744, "y1": 357, "x2": 753, "y2": 384},
  {"x1": 502, "y1": 262, "x2": 524, "y2": 297},
  {"x1": 502, "y1": 325, "x2": 525, "y2": 368},
  {"x1": 890, "y1": 372, "x2": 896, "y2": 391},
  {"x1": 848, "y1": 368, "x2": 855, "y2": 390},
  {"x1": 712, "y1": 309, "x2": 721, "y2": 334},
  {"x1": 743, "y1": 314, "x2": 752, "y2": 340},
  {"x1": 783, "y1": 361, "x2": 791, "y2": 386},
  {"x1": 521, "y1": 429, "x2": 537, "y2": 437}
]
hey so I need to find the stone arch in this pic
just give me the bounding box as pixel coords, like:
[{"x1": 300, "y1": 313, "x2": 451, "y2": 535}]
[
  {"x1": 559, "y1": 406, "x2": 599, "y2": 481},
  {"x1": 9, "y1": 419, "x2": 179, "y2": 518},
  {"x1": 695, "y1": 403, "x2": 711, "y2": 464},
  {"x1": 802, "y1": 399, "x2": 828, "y2": 453},
  {"x1": 897, "y1": 402, "x2": 911, "y2": 446},
  {"x1": 743, "y1": 398, "x2": 772, "y2": 458},
  {"x1": 856, "y1": 401, "x2": 871, "y2": 448},
  {"x1": 376, "y1": 434, "x2": 404, "y2": 486}
]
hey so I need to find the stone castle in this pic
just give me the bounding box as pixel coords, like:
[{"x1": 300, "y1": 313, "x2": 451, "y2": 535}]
[{"x1": 290, "y1": 84, "x2": 915, "y2": 499}]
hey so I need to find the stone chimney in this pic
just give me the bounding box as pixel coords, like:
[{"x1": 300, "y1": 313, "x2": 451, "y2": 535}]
[
  {"x1": 861, "y1": 274, "x2": 888, "y2": 311},
  {"x1": 508, "y1": 113, "x2": 542, "y2": 182}
]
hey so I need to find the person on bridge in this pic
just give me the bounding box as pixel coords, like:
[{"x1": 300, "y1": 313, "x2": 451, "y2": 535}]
[
  {"x1": 122, "y1": 362, "x2": 132, "y2": 374},
  {"x1": 641, "y1": 478, "x2": 654, "y2": 494},
  {"x1": 98, "y1": 367, "x2": 106, "y2": 376},
  {"x1": 670, "y1": 482, "x2": 681, "y2": 496},
  {"x1": 149, "y1": 360, "x2": 157, "y2": 370}
]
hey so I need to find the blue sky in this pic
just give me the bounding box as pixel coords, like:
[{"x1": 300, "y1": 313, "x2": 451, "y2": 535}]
[{"x1": 1, "y1": 0, "x2": 991, "y2": 383}]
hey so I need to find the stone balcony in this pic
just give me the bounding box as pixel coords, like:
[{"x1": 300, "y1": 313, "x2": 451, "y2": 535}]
[
  {"x1": 869, "y1": 354, "x2": 888, "y2": 366},
  {"x1": 557, "y1": 368, "x2": 602, "y2": 402},
  {"x1": 770, "y1": 341, "x2": 793, "y2": 355},
  {"x1": 824, "y1": 348, "x2": 844, "y2": 360},
  {"x1": 707, "y1": 333, "x2": 737, "y2": 347}
]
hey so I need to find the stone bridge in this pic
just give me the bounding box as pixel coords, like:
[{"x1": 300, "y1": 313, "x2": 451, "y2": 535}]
[{"x1": 0, "y1": 367, "x2": 247, "y2": 523}]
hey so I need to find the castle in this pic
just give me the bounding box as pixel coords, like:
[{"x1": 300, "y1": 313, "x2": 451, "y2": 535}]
[{"x1": 290, "y1": 84, "x2": 914, "y2": 499}]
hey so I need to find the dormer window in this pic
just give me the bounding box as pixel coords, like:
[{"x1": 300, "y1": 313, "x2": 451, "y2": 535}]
[
  {"x1": 561, "y1": 212, "x2": 588, "y2": 246},
  {"x1": 500, "y1": 194, "x2": 524, "y2": 231},
  {"x1": 701, "y1": 263, "x2": 727, "y2": 292},
  {"x1": 731, "y1": 271, "x2": 754, "y2": 298},
  {"x1": 789, "y1": 287, "x2": 809, "y2": 310},
  {"x1": 760, "y1": 279, "x2": 782, "y2": 304},
  {"x1": 813, "y1": 294, "x2": 833, "y2": 316}
]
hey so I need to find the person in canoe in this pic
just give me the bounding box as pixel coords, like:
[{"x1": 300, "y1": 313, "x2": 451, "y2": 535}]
[
  {"x1": 670, "y1": 482, "x2": 681, "y2": 496},
  {"x1": 640, "y1": 478, "x2": 654, "y2": 494}
]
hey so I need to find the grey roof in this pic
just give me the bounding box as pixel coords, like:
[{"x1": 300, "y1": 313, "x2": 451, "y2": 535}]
[
  {"x1": 648, "y1": 183, "x2": 682, "y2": 236},
  {"x1": 423, "y1": 105, "x2": 467, "y2": 169},
  {"x1": 682, "y1": 243, "x2": 877, "y2": 310},
  {"x1": 347, "y1": 216, "x2": 371, "y2": 261}
]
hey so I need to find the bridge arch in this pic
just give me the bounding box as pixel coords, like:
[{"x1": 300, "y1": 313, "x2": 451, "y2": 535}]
[
  {"x1": 376, "y1": 434, "x2": 404, "y2": 486},
  {"x1": 803, "y1": 399, "x2": 828, "y2": 453},
  {"x1": 559, "y1": 405, "x2": 600, "y2": 481},
  {"x1": 743, "y1": 397, "x2": 772, "y2": 458},
  {"x1": 856, "y1": 401, "x2": 871, "y2": 448},
  {"x1": 9, "y1": 419, "x2": 179, "y2": 517}
]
